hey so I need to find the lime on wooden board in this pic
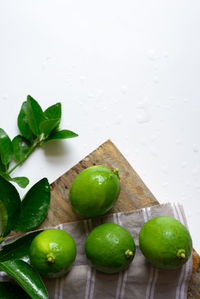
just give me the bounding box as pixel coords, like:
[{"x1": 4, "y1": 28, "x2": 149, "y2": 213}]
[{"x1": 69, "y1": 165, "x2": 120, "y2": 217}]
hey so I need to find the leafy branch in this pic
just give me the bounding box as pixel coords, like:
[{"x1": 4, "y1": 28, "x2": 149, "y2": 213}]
[
  {"x1": 0, "y1": 95, "x2": 78, "y2": 188},
  {"x1": 0, "y1": 95, "x2": 78, "y2": 298}
]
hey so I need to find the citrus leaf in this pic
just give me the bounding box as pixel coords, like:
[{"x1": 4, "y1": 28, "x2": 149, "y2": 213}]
[
  {"x1": 26, "y1": 95, "x2": 45, "y2": 137},
  {"x1": 14, "y1": 178, "x2": 50, "y2": 232},
  {"x1": 12, "y1": 177, "x2": 29, "y2": 189},
  {"x1": 0, "y1": 129, "x2": 13, "y2": 166},
  {"x1": 12, "y1": 135, "x2": 32, "y2": 162},
  {"x1": 39, "y1": 119, "x2": 60, "y2": 136},
  {"x1": 0, "y1": 171, "x2": 12, "y2": 181},
  {"x1": 0, "y1": 282, "x2": 30, "y2": 299},
  {"x1": 0, "y1": 156, "x2": 6, "y2": 172},
  {"x1": 44, "y1": 129, "x2": 78, "y2": 143},
  {"x1": 17, "y1": 102, "x2": 36, "y2": 142},
  {"x1": 0, "y1": 230, "x2": 42, "y2": 263},
  {"x1": 0, "y1": 260, "x2": 48, "y2": 299},
  {"x1": 44, "y1": 102, "x2": 61, "y2": 120},
  {"x1": 0, "y1": 176, "x2": 21, "y2": 237}
]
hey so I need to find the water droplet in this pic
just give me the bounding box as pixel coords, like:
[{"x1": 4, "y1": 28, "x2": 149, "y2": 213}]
[
  {"x1": 1, "y1": 94, "x2": 8, "y2": 101},
  {"x1": 153, "y1": 64, "x2": 159, "y2": 71},
  {"x1": 163, "y1": 52, "x2": 169, "y2": 58},
  {"x1": 136, "y1": 101, "x2": 151, "y2": 124},
  {"x1": 161, "y1": 166, "x2": 168, "y2": 173},
  {"x1": 181, "y1": 161, "x2": 187, "y2": 168},
  {"x1": 88, "y1": 93, "x2": 95, "y2": 99},
  {"x1": 78, "y1": 100, "x2": 83, "y2": 106},
  {"x1": 150, "y1": 133, "x2": 159, "y2": 142},
  {"x1": 193, "y1": 144, "x2": 199, "y2": 153},
  {"x1": 114, "y1": 115, "x2": 123, "y2": 125},
  {"x1": 120, "y1": 85, "x2": 128, "y2": 95},
  {"x1": 80, "y1": 75, "x2": 86, "y2": 83},
  {"x1": 175, "y1": 138, "x2": 182, "y2": 145},
  {"x1": 196, "y1": 185, "x2": 200, "y2": 191},
  {"x1": 112, "y1": 98, "x2": 120, "y2": 104},
  {"x1": 150, "y1": 147, "x2": 158, "y2": 156},
  {"x1": 148, "y1": 50, "x2": 156, "y2": 61},
  {"x1": 46, "y1": 56, "x2": 51, "y2": 61},
  {"x1": 153, "y1": 76, "x2": 159, "y2": 84},
  {"x1": 165, "y1": 104, "x2": 171, "y2": 110},
  {"x1": 140, "y1": 139, "x2": 146, "y2": 146},
  {"x1": 45, "y1": 185, "x2": 50, "y2": 192},
  {"x1": 162, "y1": 182, "x2": 169, "y2": 187},
  {"x1": 41, "y1": 63, "x2": 46, "y2": 70},
  {"x1": 101, "y1": 106, "x2": 107, "y2": 112}
]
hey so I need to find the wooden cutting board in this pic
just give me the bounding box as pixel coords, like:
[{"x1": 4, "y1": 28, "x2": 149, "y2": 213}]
[{"x1": 40, "y1": 139, "x2": 200, "y2": 298}]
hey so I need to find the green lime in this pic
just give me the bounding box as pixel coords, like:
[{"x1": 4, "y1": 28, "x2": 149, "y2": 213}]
[
  {"x1": 139, "y1": 216, "x2": 192, "y2": 269},
  {"x1": 69, "y1": 165, "x2": 120, "y2": 217},
  {"x1": 85, "y1": 222, "x2": 136, "y2": 273},
  {"x1": 29, "y1": 229, "x2": 76, "y2": 278}
]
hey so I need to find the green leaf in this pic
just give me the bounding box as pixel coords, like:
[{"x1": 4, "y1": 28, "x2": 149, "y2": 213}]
[
  {"x1": 0, "y1": 282, "x2": 30, "y2": 299},
  {"x1": 0, "y1": 230, "x2": 42, "y2": 263},
  {"x1": 26, "y1": 95, "x2": 45, "y2": 137},
  {"x1": 0, "y1": 171, "x2": 12, "y2": 181},
  {"x1": 14, "y1": 178, "x2": 50, "y2": 232},
  {"x1": 44, "y1": 102, "x2": 61, "y2": 120},
  {"x1": 0, "y1": 173, "x2": 29, "y2": 189},
  {"x1": 12, "y1": 135, "x2": 32, "y2": 162},
  {"x1": 0, "y1": 156, "x2": 6, "y2": 172},
  {"x1": 17, "y1": 102, "x2": 36, "y2": 142},
  {"x1": 39, "y1": 119, "x2": 60, "y2": 136},
  {"x1": 0, "y1": 129, "x2": 13, "y2": 166},
  {"x1": 0, "y1": 176, "x2": 21, "y2": 237},
  {"x1": 0, "y1": 260, "x2": 48, "y2": 299},
  {"x1": 12, "y1": 177, "x2": 29, "y2": 188},
  {"x1": 44, "y1": 129, "x2": 78, "y2": 143}
]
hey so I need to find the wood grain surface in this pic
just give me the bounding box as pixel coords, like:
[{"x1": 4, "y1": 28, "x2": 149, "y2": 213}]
[{"x1": 40, "y1": 139, "x2": 200, "y2": 298}]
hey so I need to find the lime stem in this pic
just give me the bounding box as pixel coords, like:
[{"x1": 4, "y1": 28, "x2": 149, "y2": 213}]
[
  {"x1": 177, "y1": 249, "x2": 186, "y2": 259},
  {"x1": 7, "y1": 140, "x2": 42, "y2": 175},
  {"x1": 113, "y1": 168, "x2": 119, "y2": 176},
  {"x1": 46, "y1": 253, "x2": 56, "y2": 264},
  {"x1": 125, "y1": 249, "x2": 133, "y2": 259},
  {"x1": 0, "y1": 237, "x2": 5, "y2": 245}
]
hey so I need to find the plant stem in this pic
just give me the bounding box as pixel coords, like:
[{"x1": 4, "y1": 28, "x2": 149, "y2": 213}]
[{"x1": 7, "y1": 142, "x2": 40, "y2": 175}]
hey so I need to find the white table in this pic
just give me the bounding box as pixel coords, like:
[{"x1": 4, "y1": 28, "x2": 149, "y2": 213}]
[{"x1": 0, "y1": 0, "x2": 199, "y2": 253}]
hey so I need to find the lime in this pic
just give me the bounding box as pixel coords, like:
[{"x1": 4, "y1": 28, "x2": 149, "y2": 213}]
[
  {"x1": 85, "y1": 222, "x2": 136, "y2": 273},
  {"x1": 139, "y1": 216, "x2": 192, "y2": 269},
  {"x1": 29, "y1": 229, "x2": 76, "y2": 278},
  {"x1": 69, "y1": 165, "x2": 120, "y2": 217}
]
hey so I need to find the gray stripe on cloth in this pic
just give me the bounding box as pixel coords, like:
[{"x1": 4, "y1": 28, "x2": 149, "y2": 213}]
[
  {"x1": 84, "y1": 219, "x2": 92, "y2": 299},
  {"x1": 88, "y1": 219, "x2": 96, "y2": 299},
  {"x1": 173, "y1": 203, "x2": 186, "y2": 299},
  {"x1": 55, "y1": 223, "x2": 63, "y2": 299},
  {"x1": 143, "y1": 207, "x2": 158, "y2": 299},
  {"x1": 114, "y1": 212, "x2": 129, "y2": 299},
  {"x1": 175, "y1": 203, "x2": 192, "y2": 299},
  {"x1": 114, "y1": 213, "x2": 123, "y2": 299}
]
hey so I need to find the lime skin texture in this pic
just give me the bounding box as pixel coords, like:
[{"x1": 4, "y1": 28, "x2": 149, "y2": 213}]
[
  {"x1": 139, "y1": 216, "x2": 192, "y2": 270},
  {"x1": 29, "y1": 229, "x2": 76, "y2": 278},
  {"x1": 85, "y1": 222, "x2": 136, "y2": 274},
  {"x1": 69, "y1": 165, "x2": 121, "y2": 217}
]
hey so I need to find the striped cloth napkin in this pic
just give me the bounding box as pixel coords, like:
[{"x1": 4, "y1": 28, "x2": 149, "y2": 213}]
[{"x1": 0, "y1": 203, "x2": 192, "y2": 299}]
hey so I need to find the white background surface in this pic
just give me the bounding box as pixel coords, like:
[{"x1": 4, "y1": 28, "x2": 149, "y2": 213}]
[{"x1": 0, "y1": 1, "x2": 200, "y2": 253}]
